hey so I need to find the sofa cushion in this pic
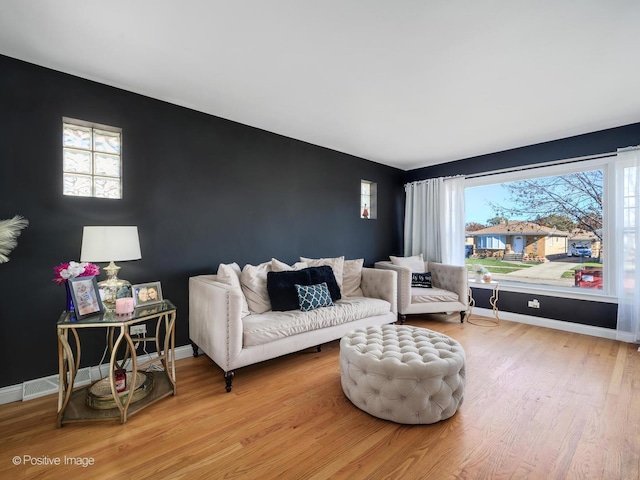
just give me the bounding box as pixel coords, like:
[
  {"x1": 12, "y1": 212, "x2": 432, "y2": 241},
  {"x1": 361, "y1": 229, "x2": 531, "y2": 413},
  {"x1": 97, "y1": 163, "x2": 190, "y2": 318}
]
[
  {"x1": 216, "y1": 262, "x2": 250, "y2": 317},
  {"x1": 411, "y1": 286, "x2": 459, "y2": 304},
  {"x1": 295, "y1": 282, "x2": 334, "y2": 311},
  {"x1": 271, "y1": 258, "x2": 308, "y2": 272},
  {"x1": 390, "y1": 254, "x2": 426, "y2": 273},
  {"x1": 304, "y1": 266, "x2": 341, "y2": 302},
  {"x1": 243, "y1": 297, "x2": 392, "y2": 347},
  {"x1": 343, "y1": 258, "x2": 364, "y2": 297},
  {"x1": 300, "y1": 256, "x2": 345, "y2": 293},
  {"x1": 267, "y1": 270, "x2": 313, "y2": 311},
  {"x1": 411, "y1": 272, "x2": 432, "y2": 288},
  {"x1": 240, "y1": 261, "x2": 272, "y2": 314}
]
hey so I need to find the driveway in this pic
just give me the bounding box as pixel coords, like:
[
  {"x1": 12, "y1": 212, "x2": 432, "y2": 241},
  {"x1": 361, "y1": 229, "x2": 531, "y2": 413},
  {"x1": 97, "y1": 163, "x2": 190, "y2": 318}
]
[
  {"x1": 494, "y1": 257, "x2": 592, "y2": 287},
  {"x1": 505, "y1": 261, "x2": 573, "y2": 279}
]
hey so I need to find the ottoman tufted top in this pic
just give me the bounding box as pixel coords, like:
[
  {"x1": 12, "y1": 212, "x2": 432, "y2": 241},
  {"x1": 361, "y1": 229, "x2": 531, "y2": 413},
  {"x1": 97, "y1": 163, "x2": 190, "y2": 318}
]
[{"x1": 340, "y1": 324, "x2": 466, "y2": 424}]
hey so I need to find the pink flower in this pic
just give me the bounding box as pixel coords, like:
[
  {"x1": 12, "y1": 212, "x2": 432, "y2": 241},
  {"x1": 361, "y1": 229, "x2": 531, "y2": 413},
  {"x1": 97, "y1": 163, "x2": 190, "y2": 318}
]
[{"x1": 53, "y1": 261, "x2": 100, "y2": 284}]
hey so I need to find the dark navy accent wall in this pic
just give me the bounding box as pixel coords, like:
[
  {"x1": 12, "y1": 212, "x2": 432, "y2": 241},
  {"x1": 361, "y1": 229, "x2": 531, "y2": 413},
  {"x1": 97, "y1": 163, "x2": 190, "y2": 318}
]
[
  {"x1": 406, "y1": 123, "x2": 640, "y2": 329},
  {"x1": 406, "y1": 123, "x2": 640, "y2": 181},
  {"x1": 0, "y1": 55, "x2": 405, "y2": 388}
]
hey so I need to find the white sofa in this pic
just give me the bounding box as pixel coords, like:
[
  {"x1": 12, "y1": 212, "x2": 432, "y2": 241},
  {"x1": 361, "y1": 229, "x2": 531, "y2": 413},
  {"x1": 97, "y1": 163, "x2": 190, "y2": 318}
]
[
  {"x1": 374, "y1": 259, "x2": 468, "y2": 322},
  {"x1": 189, "y1": 260, "x2": 397, "y2": 392}
]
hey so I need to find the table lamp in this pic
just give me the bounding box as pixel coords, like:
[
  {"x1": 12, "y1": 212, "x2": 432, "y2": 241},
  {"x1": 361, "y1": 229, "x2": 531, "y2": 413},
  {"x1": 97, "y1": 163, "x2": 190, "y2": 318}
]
[{"x1": 80, "y1": 226, "x2": 142, "y2": 307}]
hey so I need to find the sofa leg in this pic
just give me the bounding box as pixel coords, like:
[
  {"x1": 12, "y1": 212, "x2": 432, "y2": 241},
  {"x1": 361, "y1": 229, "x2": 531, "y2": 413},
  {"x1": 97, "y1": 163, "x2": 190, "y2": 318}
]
[
  {"x1": 191, "y1": 341, "x2": 199, "y2": 358},
  {"x1": 460, "y1": 311, "x2": 466, "y2": 323},
  {"x1": 224, "y1": 371, "x2": 234, "y2": 393},
  {"x1": 316, "y1": 345, "x2": 322, "y2": 353},
  {"x1": 399, "y1": 314, "x2": 406, "y2": 325}
]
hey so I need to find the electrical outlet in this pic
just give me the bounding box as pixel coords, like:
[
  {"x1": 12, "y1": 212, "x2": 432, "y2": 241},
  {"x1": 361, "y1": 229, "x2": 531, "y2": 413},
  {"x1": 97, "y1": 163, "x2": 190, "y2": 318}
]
[
  {"x1": 130, "y1": 325, "x2": 146, "y2": 336},
  {"x1": 527, "y1": 299, "x2": 540, "y2": 309}
]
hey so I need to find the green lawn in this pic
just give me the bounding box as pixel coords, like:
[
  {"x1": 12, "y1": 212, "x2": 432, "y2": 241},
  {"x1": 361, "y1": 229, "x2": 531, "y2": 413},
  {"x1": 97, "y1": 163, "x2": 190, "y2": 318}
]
[{"x1": 465, "y1": 258, "x2": 541, "y2": 274}]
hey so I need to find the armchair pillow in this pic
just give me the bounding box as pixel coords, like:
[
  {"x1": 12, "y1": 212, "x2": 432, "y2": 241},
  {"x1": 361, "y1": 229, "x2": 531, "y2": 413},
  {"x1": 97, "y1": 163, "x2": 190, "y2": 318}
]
[
  {"x1": 411, "y1": 272, "x2": 432, "y2": 288},
  {"x1": 390, "y1": 254, "x2": 426, "y2": 273}
]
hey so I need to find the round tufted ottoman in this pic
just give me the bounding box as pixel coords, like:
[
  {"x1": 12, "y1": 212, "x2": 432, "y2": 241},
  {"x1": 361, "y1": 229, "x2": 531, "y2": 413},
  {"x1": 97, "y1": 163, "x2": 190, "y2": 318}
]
[{"x1": 340, "y1": 324, "x2": 466, "y2": 424}]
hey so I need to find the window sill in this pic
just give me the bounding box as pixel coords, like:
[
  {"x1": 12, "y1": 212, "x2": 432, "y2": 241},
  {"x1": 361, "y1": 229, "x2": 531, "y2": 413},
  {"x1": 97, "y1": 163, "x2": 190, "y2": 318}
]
[{"x1": 469, "y1": 279, "x2": 617, "y2": 303}]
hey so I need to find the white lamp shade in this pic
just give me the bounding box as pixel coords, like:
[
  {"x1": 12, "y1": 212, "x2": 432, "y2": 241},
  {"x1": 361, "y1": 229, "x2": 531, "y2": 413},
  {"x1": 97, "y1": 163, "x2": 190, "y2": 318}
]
[{"x1": 80, "y1": 226, "x2": 142, "y2": 262}]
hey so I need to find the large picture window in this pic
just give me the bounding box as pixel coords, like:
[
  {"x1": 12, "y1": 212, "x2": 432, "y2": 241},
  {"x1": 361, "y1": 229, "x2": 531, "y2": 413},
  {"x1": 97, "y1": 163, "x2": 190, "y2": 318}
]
[{"x1": 465, "y1": 158, "x2": 610, "y2": 297}]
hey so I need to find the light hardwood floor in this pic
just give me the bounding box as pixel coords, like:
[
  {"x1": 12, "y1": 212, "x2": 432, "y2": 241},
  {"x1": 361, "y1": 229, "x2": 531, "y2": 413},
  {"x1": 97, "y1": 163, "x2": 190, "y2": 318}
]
[{"x1": 2, "y1": 315, "x2": 640, "y2": 479}]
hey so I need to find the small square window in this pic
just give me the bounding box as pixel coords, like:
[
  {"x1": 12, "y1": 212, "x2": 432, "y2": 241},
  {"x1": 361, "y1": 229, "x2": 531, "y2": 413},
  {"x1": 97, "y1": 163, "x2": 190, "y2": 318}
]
[{"x1": 62, "y1": 118, "x2": 122, "y2": 198}]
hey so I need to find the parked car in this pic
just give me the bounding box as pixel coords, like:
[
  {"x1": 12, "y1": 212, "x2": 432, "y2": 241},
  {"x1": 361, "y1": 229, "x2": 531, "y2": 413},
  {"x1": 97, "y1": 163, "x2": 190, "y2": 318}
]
[{"x1": 569, "y1": 245, "x2": 592, "y2": 257}]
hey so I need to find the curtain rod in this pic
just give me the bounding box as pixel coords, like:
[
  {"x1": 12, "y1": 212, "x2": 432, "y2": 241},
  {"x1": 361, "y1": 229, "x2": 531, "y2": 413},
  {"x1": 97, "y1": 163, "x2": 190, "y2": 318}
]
[
  {"x1": 464, "y1": 151, "x2": 618, "y2": 180},
  {"x1": 405, "y1": 174, "x2": 464, "y2": 187},
  {"x1": 407, "y1": 145, "x2": 640, "y2": 185}
]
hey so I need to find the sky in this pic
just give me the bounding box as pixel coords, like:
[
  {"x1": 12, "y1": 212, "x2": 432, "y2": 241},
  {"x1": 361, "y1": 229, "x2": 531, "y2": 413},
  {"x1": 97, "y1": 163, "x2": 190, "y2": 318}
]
[{"x1": 464, "y1": 184, "x2": 524, "y2": 225}]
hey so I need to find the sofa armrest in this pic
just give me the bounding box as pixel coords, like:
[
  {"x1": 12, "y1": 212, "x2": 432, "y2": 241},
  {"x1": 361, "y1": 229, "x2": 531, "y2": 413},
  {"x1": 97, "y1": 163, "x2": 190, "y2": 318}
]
[
  {"x1": 426, "y1": 262, "x2": 469, "y2": 307},
  {"x1": 188, "y1": 275, "x2": 244, "y2": 371},
  {"x1": 361, "y1": 267, "x2": 397, "y2": 314},
  {"x1": 374, "y1": 261, "x2": 410, "y2": 313}
]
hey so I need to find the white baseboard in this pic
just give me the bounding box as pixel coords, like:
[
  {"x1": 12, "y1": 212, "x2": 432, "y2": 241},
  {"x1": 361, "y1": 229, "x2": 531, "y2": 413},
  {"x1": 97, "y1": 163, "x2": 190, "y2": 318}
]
[
  {"x1": 0, "y1": 385, "x2": 22, "y2": 407},
  {"x1": 0, "y1": 344, "x2": 194, "y2": 406},
  {"x1": 472, "y1": 307, "x2": 619, "y2": 340}
]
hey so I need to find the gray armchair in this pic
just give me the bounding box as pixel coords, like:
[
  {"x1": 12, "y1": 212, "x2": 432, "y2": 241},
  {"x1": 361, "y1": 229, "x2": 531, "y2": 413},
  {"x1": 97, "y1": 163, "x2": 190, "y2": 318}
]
[{"x1": 374, "y1": 260, "x2": 468, "y2": 322}]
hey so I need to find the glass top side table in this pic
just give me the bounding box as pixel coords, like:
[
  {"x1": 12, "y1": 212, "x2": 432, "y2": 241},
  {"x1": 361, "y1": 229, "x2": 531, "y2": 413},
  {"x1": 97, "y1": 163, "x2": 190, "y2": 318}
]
[
  {"x1": 56, "y1": 300, "x2": 177, "y2": 427},
  {"x1": 467, "y1": 280, "x2": 499, "y2": 327}
]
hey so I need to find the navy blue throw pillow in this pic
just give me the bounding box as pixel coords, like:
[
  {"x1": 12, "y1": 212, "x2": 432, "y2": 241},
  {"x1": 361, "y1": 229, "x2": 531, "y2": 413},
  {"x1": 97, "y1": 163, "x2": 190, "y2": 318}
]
[
  {"x1": 302, "y1": 266, "x2": 341, "y2": 302},
  {"x1": 412, "y1": 272, "x2": 432, "y2": 288},
  {"x1": 267, "y1": 270, "x2": 312, "y2": 311}
]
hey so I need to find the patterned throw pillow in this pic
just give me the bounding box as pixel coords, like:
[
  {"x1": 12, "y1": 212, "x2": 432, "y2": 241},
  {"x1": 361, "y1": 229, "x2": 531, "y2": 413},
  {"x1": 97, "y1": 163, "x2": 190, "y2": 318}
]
[
  {"x1": 295, "y1": 282, "x2": 335, "y2": 312},
  {"x1": 411, "y1": 272, "x2": 432, "y2": 288}
]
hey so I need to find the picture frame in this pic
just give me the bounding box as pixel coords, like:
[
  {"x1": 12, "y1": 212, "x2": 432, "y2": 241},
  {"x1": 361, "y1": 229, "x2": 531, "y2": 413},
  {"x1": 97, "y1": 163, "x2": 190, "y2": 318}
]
[
  {"x1": 68, "y1": 276, "x2": 104, "y2": 319},
  {"x1": 132, "y1": 281, "x2": 163, "y2": 307}
]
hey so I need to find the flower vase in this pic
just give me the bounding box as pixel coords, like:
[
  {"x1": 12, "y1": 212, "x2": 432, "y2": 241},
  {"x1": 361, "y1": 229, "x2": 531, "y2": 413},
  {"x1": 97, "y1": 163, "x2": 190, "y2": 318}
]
[{"x1": 65, "y1": 281, "x2": 75, "y2": 312}]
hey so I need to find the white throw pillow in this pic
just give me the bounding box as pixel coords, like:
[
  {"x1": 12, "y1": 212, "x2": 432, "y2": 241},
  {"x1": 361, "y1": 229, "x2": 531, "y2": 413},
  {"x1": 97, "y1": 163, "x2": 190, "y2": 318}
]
[
  {"x1": 389, "y1": 254, "x2": 426, "y2": 273},
  {"x1": 343, "y1": 258, "x2": 364, "y2": 297},
  {"x1": 216, "y1": 262, "x2": 250, "y2": 317},
  {"x1": 240, "y1": 261, "x2": 272, "y2": 314},
  {"x1": 300, "y1": 256, "x2": 345, "y2": 293},
  {"x1": 271, "y1": 258, "x2": 308, "y2": 272}
]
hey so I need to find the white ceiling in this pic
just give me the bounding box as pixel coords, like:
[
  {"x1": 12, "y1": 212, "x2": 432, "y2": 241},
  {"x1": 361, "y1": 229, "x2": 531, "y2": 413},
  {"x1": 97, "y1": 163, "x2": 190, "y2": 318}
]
[{"x1": 1, "y1": 1, "x2": 639, "y2": 171}]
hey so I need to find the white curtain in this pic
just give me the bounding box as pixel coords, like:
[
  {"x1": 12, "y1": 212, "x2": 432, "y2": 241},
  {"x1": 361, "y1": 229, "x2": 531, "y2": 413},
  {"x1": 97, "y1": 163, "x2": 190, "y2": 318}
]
[
  {"x1": 404, "y1": 176, "x2": 465, "y2": 265},
  {"x1": 615, "y1": 146, "x2": 640, "y2": 342}
]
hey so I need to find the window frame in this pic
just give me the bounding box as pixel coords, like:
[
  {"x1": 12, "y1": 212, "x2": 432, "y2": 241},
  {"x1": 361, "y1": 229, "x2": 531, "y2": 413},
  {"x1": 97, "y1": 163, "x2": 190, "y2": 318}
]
[
  {"x1": 361, "y1": 180, "x2": 377, "y2": 219},
  {"x1": 464, "y1": 157, "x2": 616, "y2": 302}
]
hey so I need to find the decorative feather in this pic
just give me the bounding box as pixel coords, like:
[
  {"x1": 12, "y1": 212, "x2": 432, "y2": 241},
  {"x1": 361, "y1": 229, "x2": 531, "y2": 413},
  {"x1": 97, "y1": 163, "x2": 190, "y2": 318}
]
[{"x1": 0, "y1": 215, "x2": 29, "y2": 264}]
